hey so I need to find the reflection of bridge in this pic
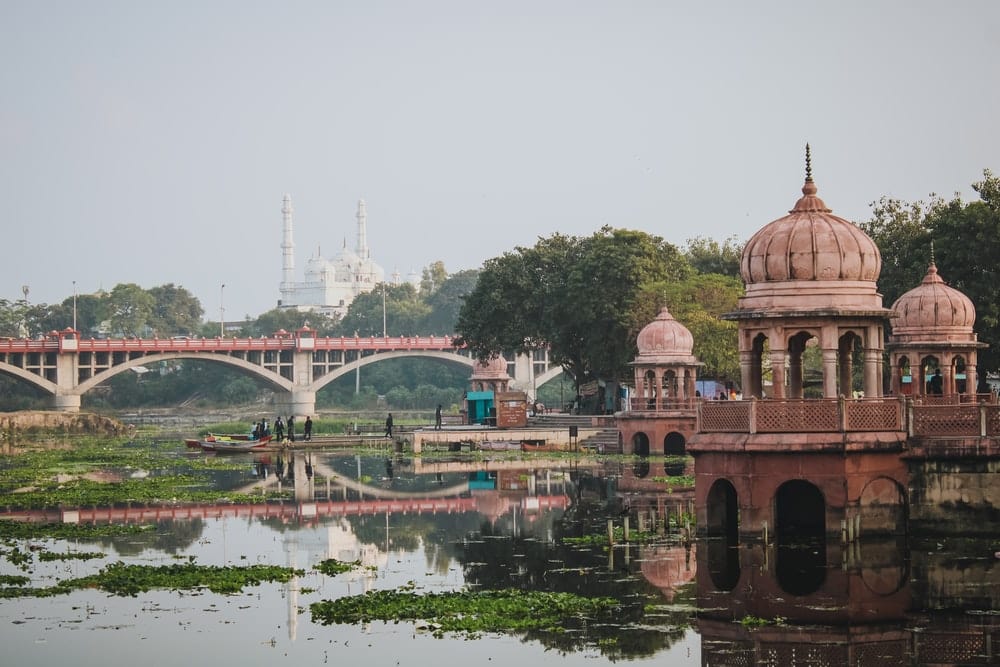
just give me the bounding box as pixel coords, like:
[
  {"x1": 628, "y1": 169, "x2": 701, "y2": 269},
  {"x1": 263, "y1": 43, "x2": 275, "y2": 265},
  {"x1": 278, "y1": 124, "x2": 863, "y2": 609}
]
[
  {"x1": 0, "y1": 494, "x2": 571, "y2": 526},
  {"x1": 0, "y1": 328, "x2": 564, "y2": 413}
]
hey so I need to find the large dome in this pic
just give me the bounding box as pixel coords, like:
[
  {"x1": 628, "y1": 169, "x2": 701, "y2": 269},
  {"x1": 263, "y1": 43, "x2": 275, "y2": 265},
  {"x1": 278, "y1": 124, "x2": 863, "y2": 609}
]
[
  {"x1": 737, "y1": 150, "x2": 885, "y2": 313},
  {"x1": 891, "y1": 263, "x2": 976, "y2": 336},
  {"x1": 634, "y1": 307, "x2": 697, "y2": 363},
  {"x1": 740, "y1": 178, "x2": 881, "y2": 285}
]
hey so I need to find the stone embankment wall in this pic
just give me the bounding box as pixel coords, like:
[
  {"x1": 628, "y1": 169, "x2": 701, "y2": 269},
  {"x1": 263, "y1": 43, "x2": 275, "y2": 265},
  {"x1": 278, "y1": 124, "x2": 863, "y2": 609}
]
[{"x1": 0, "y1": 411, "x2": 126, "y2": 437}]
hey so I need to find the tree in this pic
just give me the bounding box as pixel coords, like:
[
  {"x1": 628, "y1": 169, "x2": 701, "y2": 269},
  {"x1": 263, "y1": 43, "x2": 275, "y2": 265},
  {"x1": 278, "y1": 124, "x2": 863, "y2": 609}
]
[
  {"x1": 456, "y1": 227, "x2": 691, "y2": 388},
  {"x1": 338, "y1": 283, "x2": 429, "y2": 337},
  {"x1": 147, "y1": 284, "x2": 204, "y2": 336},
  {"x1": 860, "y1": 169, "x2": 1000, "y2": 376},
  {"x1": 422, "y1": 269, "x2": 480, "y2": 335},
  {"x1": 419, "y1": 260, "x2": 449, "y2": 297},
  {"x1": 684, "y1": 235, "x2": 743, "y2": 278},
  {"x1": 107, "y1": 283, "x2": 155, "y2": 337},
  {"x1": 240, "y1": 308, "x2": 340, "y2": 338}
]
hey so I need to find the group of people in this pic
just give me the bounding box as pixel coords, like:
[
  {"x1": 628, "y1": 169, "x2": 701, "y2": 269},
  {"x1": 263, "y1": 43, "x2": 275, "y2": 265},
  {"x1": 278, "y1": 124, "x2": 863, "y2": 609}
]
[{"x1": 258, "y1": 415, "x2": 313, "y2": 442}]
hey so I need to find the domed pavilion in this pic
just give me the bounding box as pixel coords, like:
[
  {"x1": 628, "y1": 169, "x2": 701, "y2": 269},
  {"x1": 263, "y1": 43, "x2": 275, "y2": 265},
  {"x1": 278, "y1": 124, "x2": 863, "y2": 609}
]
[
  {"x1": 734, "y1": 146, "x2": 892, "y2": 399},
  {"x1": 887, "y1": 259, "x2": 986, "y2": 398}
]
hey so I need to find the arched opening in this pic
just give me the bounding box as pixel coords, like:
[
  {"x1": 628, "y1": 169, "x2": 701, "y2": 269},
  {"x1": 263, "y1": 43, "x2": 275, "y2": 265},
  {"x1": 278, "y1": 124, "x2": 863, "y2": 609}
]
[
  {"x1": 858, "y1": 476, "x2": 908, "y2": 537},
  {"x1": 705, "y1": 479, "x2": 740, "y2": 591},
  {"x1": 920, "y1": 354, "x2": 942, "y2": 396},
  {"x1": 775, "y1": 479, "x2": 826, "y2": 596},
  {"x1": 706, "y1": 479, "x2": 739, "y2": 540},
  {"x1": 663, "y1": 431, "x2": 686, "y2": 456},
  {"x1": 786, "y1": 330, "x2": 818, "y2": 398},
  {"x1": 838, "y1": 331, "x2": 864, "y2": 397},
  {"x1": 749, "y1": 333, "x2": 769, "y2": 398},
  {"x1": 775, "y1": 479, "x2": 825, "y2": 540},
  {"x1": 632, "y1": 432, "x2": 650, "y2": 457}
]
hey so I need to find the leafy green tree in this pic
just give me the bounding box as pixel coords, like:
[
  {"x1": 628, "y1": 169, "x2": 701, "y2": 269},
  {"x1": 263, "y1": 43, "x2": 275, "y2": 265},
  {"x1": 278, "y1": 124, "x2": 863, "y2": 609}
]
[
  {"x1": 239, "y1": 308, "x2": 340, "y2": 338},
  {"x1": 684, "y1": 235, "x2": 743, "y2": 278},
  {"x1": 147, "y1": 284, "x2": 204, "y2": 336},
  {"x1": 107, "y1": 283, "x2": 155, "y2": 337},
  {"x1": 422, "y1": 269, "x2": 480, "y2": 334},
  {"x1": 860, "y1": 169, "x2": 1000, "y2": 376},
  {"x1": 339, "y1": 283, "x2": 429, "y2": 337},
  {"x1": 420, "y1": 260, "x2": 449, "y2": 297},
  {"x1": 457, "y1": 227, "x2": 691, "y2": 389}
]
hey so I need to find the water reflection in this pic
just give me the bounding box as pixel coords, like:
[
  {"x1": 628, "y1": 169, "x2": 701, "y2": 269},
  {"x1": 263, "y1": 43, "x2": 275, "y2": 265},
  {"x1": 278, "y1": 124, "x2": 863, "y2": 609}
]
[{"x1": 3, "y1": 452, "x2": 999, "y2": 665}]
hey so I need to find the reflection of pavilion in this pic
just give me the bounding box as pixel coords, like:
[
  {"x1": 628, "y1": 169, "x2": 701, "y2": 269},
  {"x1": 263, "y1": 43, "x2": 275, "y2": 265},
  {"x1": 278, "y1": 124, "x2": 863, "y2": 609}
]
[{"x1": 696, "y1": 537, "x2": 1000, "y2": 664}]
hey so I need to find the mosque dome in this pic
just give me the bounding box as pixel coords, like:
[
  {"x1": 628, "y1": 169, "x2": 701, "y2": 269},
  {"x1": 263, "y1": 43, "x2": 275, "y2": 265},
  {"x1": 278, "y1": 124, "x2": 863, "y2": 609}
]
[
  {"x1": 737, "y1": 147, "x2": 885, "y2": 313},
  {"x1": 891, "y1": 263, "x2": 976, "y2": 336}
]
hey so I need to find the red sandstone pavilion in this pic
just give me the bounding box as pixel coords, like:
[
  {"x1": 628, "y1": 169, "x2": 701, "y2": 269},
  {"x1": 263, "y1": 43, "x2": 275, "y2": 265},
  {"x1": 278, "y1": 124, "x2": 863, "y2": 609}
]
[{"x1": 618, "y1": 146, "x2": 995, "y2": 543}]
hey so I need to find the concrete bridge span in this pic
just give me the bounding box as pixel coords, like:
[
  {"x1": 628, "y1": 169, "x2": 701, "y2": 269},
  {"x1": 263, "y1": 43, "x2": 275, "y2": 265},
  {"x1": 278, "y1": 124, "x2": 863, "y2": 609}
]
[{"x1": 0, "y1": 328, "x2": 561, "y2": 414}]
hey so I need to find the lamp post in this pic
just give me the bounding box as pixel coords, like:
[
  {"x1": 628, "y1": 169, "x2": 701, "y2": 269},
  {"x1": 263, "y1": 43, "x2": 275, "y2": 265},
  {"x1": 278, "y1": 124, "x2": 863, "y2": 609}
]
[
  {"x1": 72, "y1": 280, "x2": 77, "y2": 331},
  {"x1": 220, "y1": 283, "x2": 225, "y2": 337},
  {"x1": 382, "y1": 283, "x2": 387, "y2": 338}
]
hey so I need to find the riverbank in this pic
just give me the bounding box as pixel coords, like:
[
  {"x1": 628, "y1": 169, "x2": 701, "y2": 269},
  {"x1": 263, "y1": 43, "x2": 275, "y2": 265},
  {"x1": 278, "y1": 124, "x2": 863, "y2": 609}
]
[{"x1": 0, "y1": 411, "x2": 126, "y2": 438}]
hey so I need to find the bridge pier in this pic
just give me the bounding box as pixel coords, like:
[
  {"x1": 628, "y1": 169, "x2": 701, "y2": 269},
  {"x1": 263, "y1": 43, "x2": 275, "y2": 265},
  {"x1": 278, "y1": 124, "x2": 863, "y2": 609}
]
[
  {"x1": 275, "y1": 389, "x2": 316, "y2": 420},
  {"x1": 52, "y1": 393, "x2": 81, "y2": 413}
]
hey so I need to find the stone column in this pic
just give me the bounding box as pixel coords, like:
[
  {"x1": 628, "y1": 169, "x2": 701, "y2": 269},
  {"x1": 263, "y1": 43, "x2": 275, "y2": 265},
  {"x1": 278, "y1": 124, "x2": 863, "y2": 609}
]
[
  {"x1": 770, "y1": 350, "x2": 785, "y2": 399},
  {"x1": 863, "y1": 346, "x2": 880, "y2": 397},
  {"x1": 53, "y1": 393, "x2": 81, "y2": 412},
  {"x1": 822, "y1": 349, "x2": 838, "y2": 399}
]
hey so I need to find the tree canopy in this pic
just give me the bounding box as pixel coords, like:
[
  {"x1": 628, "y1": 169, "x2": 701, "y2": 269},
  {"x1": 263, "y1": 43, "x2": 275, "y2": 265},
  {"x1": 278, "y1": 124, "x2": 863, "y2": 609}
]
[
  {"x1": 859, "y1": 169, "x2": 1000, "y2": 375},
  {"x1": 456, "y1": 227, "x2": 692, "y2": 387}
]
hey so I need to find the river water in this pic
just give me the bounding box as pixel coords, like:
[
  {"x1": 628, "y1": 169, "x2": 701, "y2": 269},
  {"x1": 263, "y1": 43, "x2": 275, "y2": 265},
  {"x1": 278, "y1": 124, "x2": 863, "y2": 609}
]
[{"x1": 1, "y1": 448, "x2": 998, "y2": 666}]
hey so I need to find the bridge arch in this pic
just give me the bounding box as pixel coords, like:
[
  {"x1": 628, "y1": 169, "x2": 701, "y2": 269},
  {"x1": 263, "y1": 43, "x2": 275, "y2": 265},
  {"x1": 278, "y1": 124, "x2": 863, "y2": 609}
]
[
  {"x1": 0, "y1": 362, "x2": 58, "y2": 396},
  {"x1": 74, "y1": 352, "x2": 294, "y2": 396},
  {"x1": 309, "y1": 350, "x2": 475, "y2": 393}
]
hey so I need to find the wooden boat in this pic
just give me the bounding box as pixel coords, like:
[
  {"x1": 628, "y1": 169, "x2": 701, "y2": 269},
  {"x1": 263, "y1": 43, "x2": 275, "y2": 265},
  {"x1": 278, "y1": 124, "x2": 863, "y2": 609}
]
[{"x1": 200, "y1": 434, "x2": 272, "y2": 453}]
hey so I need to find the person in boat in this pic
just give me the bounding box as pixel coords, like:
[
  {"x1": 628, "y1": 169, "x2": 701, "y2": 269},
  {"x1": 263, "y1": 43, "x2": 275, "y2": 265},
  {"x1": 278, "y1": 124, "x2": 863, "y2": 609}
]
[
  {"x1": 304, "y1": 416, "x2": 313, "y2": 441},
  {"x1": 274, "y1": 416, "x2": 285, "y2": 441},
  {"x1": 252, "y1": 422, "x2": 260, "y2": 440}
]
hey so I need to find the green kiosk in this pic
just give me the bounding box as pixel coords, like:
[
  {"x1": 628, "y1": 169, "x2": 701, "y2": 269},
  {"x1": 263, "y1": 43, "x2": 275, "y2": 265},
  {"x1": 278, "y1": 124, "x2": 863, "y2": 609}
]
[{"x1": 465, "y1": 390, "x2": 496, "y2": 425}]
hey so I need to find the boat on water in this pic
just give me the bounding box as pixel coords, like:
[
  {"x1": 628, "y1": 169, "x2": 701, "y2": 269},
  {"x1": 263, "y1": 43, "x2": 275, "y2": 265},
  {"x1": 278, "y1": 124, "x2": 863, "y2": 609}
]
[
  {"x1": 520, "y1": 440, "x2": 558, "y2": 452},
  {"x1": 198, "y1": 434, "x2": 272, "y2": 453}
]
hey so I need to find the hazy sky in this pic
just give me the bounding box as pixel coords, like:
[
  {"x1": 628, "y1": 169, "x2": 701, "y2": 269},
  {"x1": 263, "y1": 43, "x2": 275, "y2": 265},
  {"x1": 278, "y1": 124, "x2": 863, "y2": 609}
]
[{"x1": 3, "y1": 1, "x2": 998, "y2": 321}]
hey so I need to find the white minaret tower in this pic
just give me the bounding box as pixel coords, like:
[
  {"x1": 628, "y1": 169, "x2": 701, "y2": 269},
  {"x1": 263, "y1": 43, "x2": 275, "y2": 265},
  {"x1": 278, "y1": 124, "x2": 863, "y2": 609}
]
[
  {"x1": 280, "y1": 194, "x2": 295, "y2": 305},
  {"x1": 355, "y1": 199, "x2": 369, "y2": 260}
]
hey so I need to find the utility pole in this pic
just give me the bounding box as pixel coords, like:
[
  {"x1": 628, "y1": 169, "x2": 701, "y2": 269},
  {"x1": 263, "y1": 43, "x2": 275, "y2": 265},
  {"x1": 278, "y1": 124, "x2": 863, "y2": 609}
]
[
  {"x1": 220, "y1": 283, "x2": 225, "y2": 337},
  {"x1": 72, "y1": 280, "x2": 77, "y2": 331},
  {"x1": 382, "y1": 283, "x2": 387, "y2": 338}
]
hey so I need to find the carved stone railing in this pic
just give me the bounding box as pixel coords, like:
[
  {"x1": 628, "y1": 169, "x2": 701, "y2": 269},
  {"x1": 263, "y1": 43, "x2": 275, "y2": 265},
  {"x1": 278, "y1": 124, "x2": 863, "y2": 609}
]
[{"x1": 698, "y1": 396, "x2": 1000, "y2": 437}]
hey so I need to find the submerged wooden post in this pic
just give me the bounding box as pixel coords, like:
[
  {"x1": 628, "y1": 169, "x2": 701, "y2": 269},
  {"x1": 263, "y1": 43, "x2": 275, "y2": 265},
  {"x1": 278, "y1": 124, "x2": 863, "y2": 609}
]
[
  {"x1": 607, "y1": 519, "x2": 615, "y2": 545},
  {"x1": 623, "y1": 516, "x2": 631, "y2": 541}
]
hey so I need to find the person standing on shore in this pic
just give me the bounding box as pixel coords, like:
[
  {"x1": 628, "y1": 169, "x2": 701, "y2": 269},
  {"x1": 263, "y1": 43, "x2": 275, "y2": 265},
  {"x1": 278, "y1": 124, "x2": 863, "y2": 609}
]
[
  {"x1": 304, "y1": 416, "x2": 313, "y2": 441},
  {"x1": 385, "y1": 413, "x2": 394, "y2": 438},
  {"x1": 274, "y1": 416, "x2": 285, "y2": 441},
  {"x1": 435, "y1": 405, "x2": 442, "y2": 430},
  {"x1": 287, "y1": 415, "x2": 295, "y2": 442}
]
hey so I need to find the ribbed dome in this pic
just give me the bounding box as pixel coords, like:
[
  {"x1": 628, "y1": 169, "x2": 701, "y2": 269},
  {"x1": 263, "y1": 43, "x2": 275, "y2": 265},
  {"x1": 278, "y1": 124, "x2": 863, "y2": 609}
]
[
  {"x1": 471, "y1": 355, "x2": 509, "y2": 380},
  {"x1": 736, "y1": 149, "x2": 887, "y2": 314},
  {"x1": 632, "y1": 307, "x2": 701, "y2": 369},
  {"x1": 637, "y1": 307, "x2": 693, "y2": 357},
  {"x1": 740, "y1": 177, "x2": 881, "y2": 285},
  {"x1": 891, "y1": 263, "x2": 976, "y2": 334}
]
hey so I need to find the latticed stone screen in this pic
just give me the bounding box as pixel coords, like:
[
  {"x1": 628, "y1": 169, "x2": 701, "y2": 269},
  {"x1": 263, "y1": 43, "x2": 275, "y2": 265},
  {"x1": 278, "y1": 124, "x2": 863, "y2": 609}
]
[
  {"x1": 756, "y1": 400, "x2": 839, "y2": 432},
  {"x1": 845, "y1": 400, "x2": 902, "y2": 431},
  {"x1": 700, "y1": 401, "x2": 751, "y2": 432},
  {"x1": 913, "y1": 405, "x2": 980, "y2": 437}
]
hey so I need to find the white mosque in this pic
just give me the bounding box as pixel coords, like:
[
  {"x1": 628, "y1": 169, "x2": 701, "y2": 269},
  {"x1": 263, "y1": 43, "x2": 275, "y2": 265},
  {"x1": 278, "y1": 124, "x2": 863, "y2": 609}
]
[{"x1": 277, "y1": 195, "x2": 417, "y2": 318}]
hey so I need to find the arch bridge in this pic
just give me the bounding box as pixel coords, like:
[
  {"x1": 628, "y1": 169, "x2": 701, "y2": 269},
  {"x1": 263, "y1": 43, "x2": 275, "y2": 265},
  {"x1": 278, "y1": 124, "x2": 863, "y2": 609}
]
[{"x1": 0, "y1": 328, "x2": 562, "y2": 414}]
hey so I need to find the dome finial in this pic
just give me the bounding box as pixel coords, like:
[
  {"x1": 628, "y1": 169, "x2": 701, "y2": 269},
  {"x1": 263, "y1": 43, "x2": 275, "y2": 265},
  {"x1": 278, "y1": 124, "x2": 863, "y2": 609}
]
[
  {"x1": 929, "y1": 239, "x2": 936, "y2": 267},
  {"x1": 805, "y1": 143, "x2": 813, "y2": 182}
]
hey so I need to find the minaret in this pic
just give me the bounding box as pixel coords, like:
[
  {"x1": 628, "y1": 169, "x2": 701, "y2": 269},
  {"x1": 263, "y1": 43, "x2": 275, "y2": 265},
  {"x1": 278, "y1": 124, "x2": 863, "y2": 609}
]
[
  {"x1": 280, "y1": 194, "x2": 295, "y2": 305},
  {"x1": 355, "y1": 199, "x2": 369, "y2": 260}
]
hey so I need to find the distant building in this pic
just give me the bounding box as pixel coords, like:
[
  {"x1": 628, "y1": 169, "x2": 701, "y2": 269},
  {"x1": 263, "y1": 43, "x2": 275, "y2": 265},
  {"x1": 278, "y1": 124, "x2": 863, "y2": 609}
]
[{"x1": 278, "y1": 196, "x2": 393, "y2": 318}]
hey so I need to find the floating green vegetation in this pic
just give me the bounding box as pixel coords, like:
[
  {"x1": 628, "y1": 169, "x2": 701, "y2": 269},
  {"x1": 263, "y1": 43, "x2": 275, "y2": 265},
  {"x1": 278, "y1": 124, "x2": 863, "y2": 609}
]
[
  {"x1": 739, "y1": 614, "x2": 786, "y2": 628},
  {"x1": 0, "y1": 561, "x2": 304, "y2": 599},
  {"x1": 310, "y1": 588, "x2": 620, "y2": 639},
  {"x1": 649, "y1": 474, "x2": 695, "y2": 490},
  {"x1": 38, "y1": 550, "x2": 105, "y2": 562},
  {"x1": 315, "y1": 558, "x2": 366, "y2": 576},
  {"x1": 0, "y1": 574, "x2": 30, "y2": 586},
  {"x1": 562, "y1": 526, "x2": 663, "y2": 546},
  {"x1": 0, "y1": 520, "x2": 156, "y2": 541}
]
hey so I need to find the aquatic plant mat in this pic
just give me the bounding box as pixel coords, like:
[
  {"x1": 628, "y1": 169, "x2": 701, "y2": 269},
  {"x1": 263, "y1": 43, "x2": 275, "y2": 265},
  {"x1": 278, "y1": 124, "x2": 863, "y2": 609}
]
[{"x1": 310, "y1": 588, "x2": 620, "y2": 638}]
